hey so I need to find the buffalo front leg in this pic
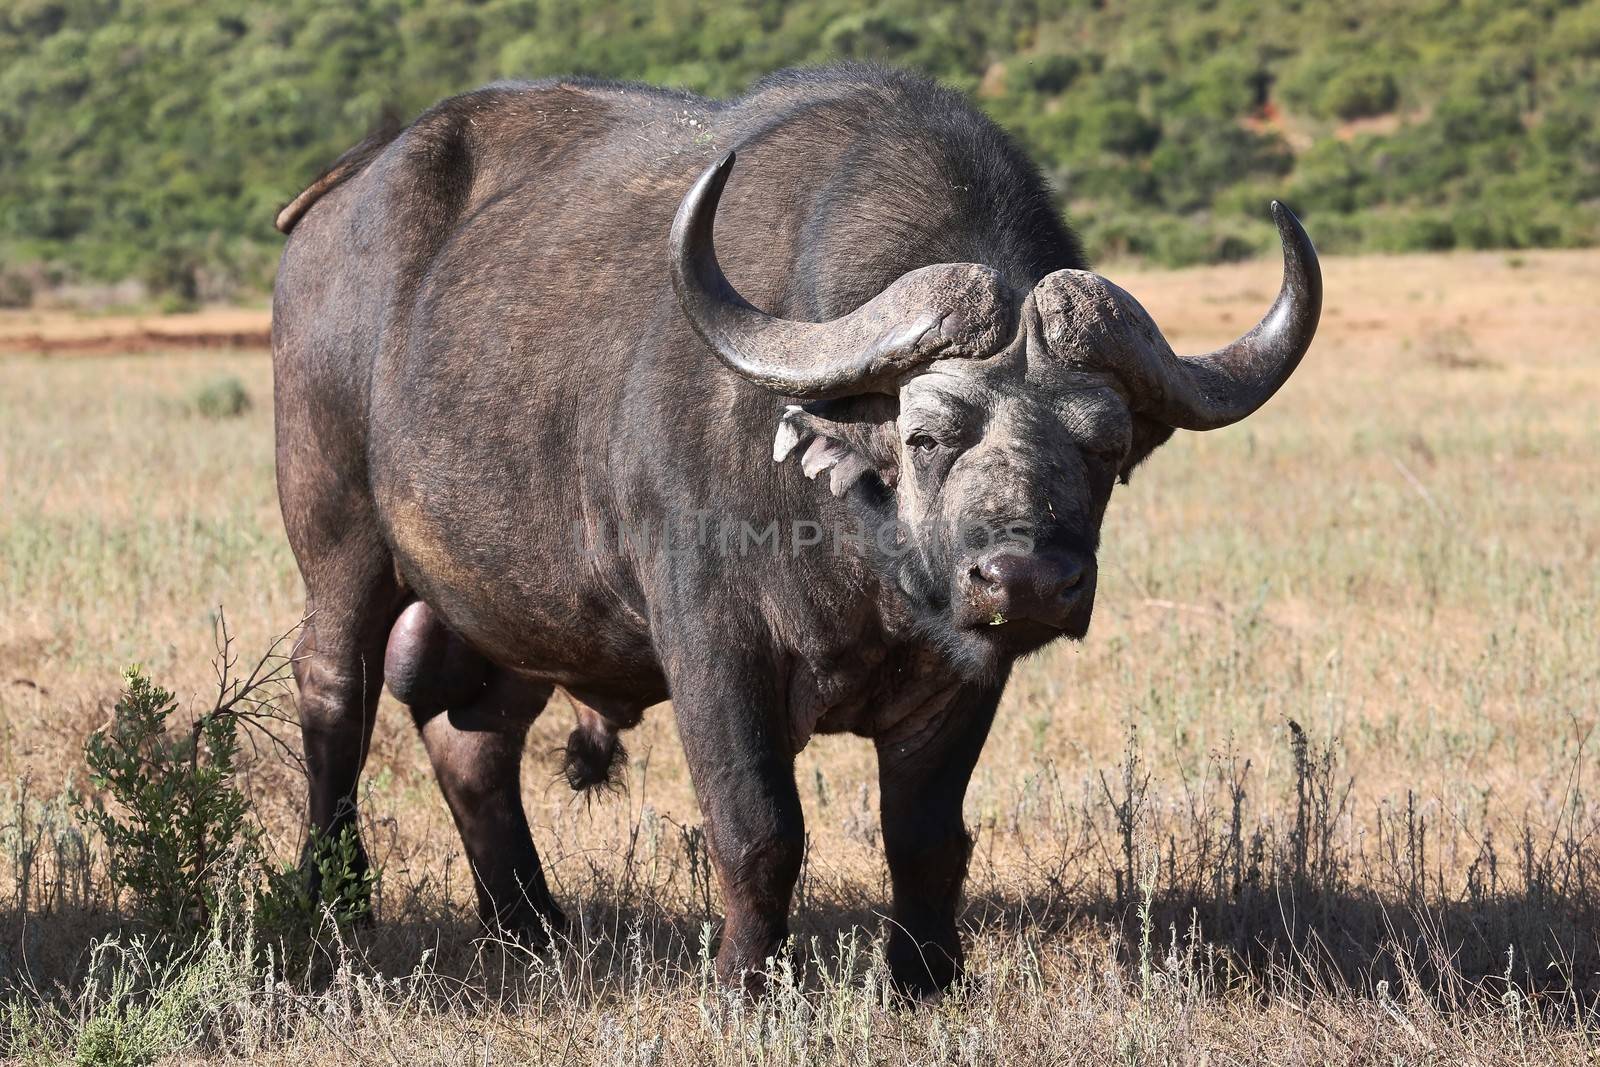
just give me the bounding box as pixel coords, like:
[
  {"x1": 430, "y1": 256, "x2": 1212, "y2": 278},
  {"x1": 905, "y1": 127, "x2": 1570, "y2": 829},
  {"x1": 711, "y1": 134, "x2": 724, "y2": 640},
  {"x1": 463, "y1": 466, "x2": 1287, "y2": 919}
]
[
  {"x1": 875, "y1": 685, "x2": 1002, "y2": 998},
  {"x1": 670, "y1": 655, "x2": 803, "y2": 991}
]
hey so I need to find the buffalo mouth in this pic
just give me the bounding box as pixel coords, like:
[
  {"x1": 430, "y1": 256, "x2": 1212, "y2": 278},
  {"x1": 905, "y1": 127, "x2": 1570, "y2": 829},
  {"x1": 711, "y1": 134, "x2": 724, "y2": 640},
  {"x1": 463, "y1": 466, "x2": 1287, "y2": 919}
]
[
  {"x1": 971, "y1": 612, "x2": 1088, "y2": 648},
  {"x1": 907, "y1": 578, "x2": 1093, "y2": 661},
  {"x1": 976, "y1": 615, "x2": 1072, "y2": 645}
]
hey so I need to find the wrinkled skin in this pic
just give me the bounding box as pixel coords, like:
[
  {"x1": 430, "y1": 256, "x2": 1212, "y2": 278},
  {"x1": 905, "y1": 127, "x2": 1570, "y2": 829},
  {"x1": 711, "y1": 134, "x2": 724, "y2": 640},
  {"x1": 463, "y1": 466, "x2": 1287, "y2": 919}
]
[{"x1": 272, "y1": 64, "x2": 1307, "y2": 997}]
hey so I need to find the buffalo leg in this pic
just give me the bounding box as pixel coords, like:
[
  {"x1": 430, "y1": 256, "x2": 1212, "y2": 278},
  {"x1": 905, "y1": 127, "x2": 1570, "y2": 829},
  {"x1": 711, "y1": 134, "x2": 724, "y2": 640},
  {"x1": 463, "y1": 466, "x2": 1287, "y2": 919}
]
[
  {"x1": 277, "y1": 316, "x2": 406, "y2": 910},
  {"x1": 412, "y1": 677, "x2": 563, "y2": 941},
  {"x1": 290, "y1": 557, "x2": 402, "y2": 907},
  {"x1": 294, "y1": 614, "x2": 393, "y2": 908},
  {"x1": 875, "y1": 685, "x2": 1002, "y2": 997},
  {"x1": 390, "y1": 603, "x2": 565, "y2": 941},
  {"x1": 670, "y1": 656, "x2": 803, "y2": 990}
]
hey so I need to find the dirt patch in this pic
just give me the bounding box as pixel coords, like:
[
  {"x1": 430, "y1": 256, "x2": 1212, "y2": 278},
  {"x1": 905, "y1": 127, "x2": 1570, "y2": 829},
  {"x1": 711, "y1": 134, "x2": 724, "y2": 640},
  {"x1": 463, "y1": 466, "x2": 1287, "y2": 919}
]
[
  {"x1": 0, "y1": 307, "x2": 271, "y2": 355},
  {"x1": 0, "y1": 327, "x2": 271, "y2": 355}
]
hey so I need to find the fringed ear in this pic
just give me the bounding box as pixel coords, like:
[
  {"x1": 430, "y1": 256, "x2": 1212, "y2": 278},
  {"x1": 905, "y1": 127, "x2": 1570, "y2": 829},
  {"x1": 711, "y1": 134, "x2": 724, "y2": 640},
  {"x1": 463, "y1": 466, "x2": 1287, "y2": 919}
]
[{"x1": 772, "y1": 398, "x2": 897, "y2": 498}]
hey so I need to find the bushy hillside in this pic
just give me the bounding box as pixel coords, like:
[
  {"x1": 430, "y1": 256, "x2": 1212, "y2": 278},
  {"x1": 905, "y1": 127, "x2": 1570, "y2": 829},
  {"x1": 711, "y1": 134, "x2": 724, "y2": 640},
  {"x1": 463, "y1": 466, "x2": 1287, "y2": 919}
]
[{"x1": 1, "y1": 0, "x2": 1597, "y2": 305}]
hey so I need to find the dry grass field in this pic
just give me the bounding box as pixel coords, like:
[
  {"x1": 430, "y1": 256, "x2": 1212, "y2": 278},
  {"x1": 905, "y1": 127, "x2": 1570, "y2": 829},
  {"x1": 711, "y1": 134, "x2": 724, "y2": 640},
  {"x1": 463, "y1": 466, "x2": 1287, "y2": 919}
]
[{"x1": 2, "y1": 248, "x2": 1598, "y2": 1064}]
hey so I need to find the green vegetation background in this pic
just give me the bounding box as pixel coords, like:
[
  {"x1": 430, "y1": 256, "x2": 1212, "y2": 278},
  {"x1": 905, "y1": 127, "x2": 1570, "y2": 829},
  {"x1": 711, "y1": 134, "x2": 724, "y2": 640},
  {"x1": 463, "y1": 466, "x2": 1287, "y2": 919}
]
[{"x1": 2, "y1": 0, "x2": 1597, "y2": 306}]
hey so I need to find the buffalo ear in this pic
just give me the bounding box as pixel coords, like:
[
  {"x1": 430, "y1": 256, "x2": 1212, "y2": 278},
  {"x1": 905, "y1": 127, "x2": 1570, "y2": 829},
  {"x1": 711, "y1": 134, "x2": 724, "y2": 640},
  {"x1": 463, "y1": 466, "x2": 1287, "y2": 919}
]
[
  {"x1": 772, "y1": 396, "x2": 899, "y2": 498},
  {"x1": 1118, "y1": 417, "x2": 1175, "y2": 485}
]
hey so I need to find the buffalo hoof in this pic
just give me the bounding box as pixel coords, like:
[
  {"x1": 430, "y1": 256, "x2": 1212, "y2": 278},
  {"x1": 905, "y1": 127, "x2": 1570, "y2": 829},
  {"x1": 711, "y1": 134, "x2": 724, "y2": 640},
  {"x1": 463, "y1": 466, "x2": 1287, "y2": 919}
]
[
  {"x1": 886, "y1": 934, "x2": 962, "y2": 1002},
  {"x1": 486, "y1": 901, "x2": 569, "y2": 951}
]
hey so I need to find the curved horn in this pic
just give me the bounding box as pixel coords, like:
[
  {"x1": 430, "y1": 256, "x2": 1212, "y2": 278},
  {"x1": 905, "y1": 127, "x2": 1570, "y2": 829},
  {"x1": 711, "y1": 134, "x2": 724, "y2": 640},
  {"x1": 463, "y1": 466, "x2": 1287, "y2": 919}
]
[
  {"x1": 1035, "y1": 202, "x2": 1321, "y2": 430},
  {"x1": 669, "y1": 152, "x2": 1016, "y2": 399}
]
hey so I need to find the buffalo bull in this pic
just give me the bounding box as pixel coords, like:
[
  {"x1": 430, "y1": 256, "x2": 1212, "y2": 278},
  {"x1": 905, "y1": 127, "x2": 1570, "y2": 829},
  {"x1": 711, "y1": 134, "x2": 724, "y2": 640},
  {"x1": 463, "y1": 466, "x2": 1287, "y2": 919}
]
[{"x1": 272, "y1": 65, "x2": 1319, "y2": 995}]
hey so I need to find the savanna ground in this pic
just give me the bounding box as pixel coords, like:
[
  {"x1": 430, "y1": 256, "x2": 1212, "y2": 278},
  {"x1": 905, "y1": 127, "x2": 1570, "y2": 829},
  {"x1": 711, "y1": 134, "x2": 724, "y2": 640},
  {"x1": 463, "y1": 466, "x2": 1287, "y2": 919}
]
[{"x1": 1, "y1": 249, "x2": 1598, "y2": 1064}]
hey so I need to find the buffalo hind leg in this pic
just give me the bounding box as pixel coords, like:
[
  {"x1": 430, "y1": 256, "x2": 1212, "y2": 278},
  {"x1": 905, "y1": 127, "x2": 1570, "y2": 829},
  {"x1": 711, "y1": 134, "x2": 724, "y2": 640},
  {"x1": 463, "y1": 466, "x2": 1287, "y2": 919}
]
[
  {"x1": 875, "y1": 685, "x2": 1002, "y2": 998},
  {"x1": 389, "y1": 602, "x2": 565, "y2": 942},
  {"x1": 292, "y1": 560, "x2": 402, "y2": 912}
]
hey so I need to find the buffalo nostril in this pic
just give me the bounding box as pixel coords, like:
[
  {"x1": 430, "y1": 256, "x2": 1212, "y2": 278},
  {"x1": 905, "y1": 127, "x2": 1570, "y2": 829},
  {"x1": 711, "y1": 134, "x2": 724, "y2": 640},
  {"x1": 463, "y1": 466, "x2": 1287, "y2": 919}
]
[{"x1": 1055, "y1": 566, "x2": 1085, "y2": 597}]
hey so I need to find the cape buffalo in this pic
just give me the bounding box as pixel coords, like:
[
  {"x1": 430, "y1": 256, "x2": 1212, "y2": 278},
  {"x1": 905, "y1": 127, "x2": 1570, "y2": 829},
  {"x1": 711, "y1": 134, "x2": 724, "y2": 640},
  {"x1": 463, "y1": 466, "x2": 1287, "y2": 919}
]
[{"x1": 272, "y1": 64, "x2": 1319, "y2": 995}]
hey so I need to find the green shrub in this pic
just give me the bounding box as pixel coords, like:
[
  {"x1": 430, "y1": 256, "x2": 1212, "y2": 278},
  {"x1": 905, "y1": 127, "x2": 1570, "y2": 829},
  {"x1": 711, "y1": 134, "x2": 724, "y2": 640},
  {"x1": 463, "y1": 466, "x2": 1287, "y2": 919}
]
[
  {"x1": 1149, "y1": 117, "x2": 1292, "y2": 213},
  {"x1": 1081, "y1": 211, "x2": 1270, "y2": 268},
  {"x1": 820, "y1": 12, "x2": 919, "y2": 60},
  {"x1": 1387, "y1": 212, "x2": 1457, "y2": 253},
  {"x1": 1552, "y1": 1, "x2": 1600, "y2": 58},
  {"x1": 71, "y1": 935, "x2": 255, "y2": 1067},
  {"x1": 1180, "y1": 54, "x2": 1263, "y2": 120},
  {"x1": 0, "y1": 269, "x2": 34, "y2": 308},
  {"x1": 1320, "y1": 66, "x2": 1398, "y2": 121},
  {"x1": 255, "y1": 822, "x2": 376, "y2": 942},
  {"x1": 191, "y1": 376, "x2": 250, "y2": 420},
  {"x1": 1021, "y1": 53, "x2": 1081, "y2": 95},
  {"x1": 75, "y1": 667, "x2": 258, "y2": 940},
  {"x1": 1431, "y1": 91, "x2": 1523, "y2": 146},
  {"x1": 1, "y1": 0, "x2": 1594, "y2": 281},
  {"x1": 1535, "y1": 103, "x2": 1596, "y2": 159},
  {"x1": 1287, "y1": 210, "x2": 1367, "y2": 255},
  {"x1": 1287, "y1": 139, "x2": 1370, "y2": 215},
  {"x1": 1080, "y1": 100, "x2": 1161, "y2": 157},
  {"x1": 137, "y1": 246, "x2": 200, "y2": 313},
  {"x1": 72, "y1": 633, "x2": 377, "y2": 958}
]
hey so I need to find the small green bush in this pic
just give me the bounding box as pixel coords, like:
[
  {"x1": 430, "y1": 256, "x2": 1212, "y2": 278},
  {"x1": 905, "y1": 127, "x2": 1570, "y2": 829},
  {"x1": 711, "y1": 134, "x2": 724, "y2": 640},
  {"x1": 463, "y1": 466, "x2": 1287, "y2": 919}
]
[
  {"x1": 1149, "y1": 117, "x2": 1291, "y2": 213},
  {"x1": 191, "y1": 376, "x2": 250, "y2": 420},
  {"x1": 819, "y1": 12, "x2": 920, "y2": 60},
  {"x1": 1375, "y1": 211, "x2": 1457, "y2": 253},
  {"x1": 1081, "y1": 100, "x2": 1161, "y2": 157},
  {"x1": 1287, "y1": 139, "x2": 1370, "y2": 215},
  {"x1": 137, "y1": 246, "x2": 200, "y2": 313},
  {"x1": 256, "y1": 822, "x2": 376, "y2": 941},
  {"x1": 74, "y1": 631, "x2": 375, "y2": 958},
  {"x1": 1180, "y1": 55, "x2": 1262, "y2": 121},
  {"x1": 71, "y1": 935, "x2": 254, "y2": 1067},
  {"x1": 1081, "y1": 211, "x2": 1270, "y2": 268},
  {"x1": 1320, "y1": 66, "x2": 1399, "y2": 121},
  {"x1": 1021, "y1": 53, "x2": 1081, "y2": 95},
  {"x1": 0, "y1": 270, "x2": 34, "y2": 308},
  {"x1": 75, "y1": 667, "x2": 259, "y2": 940}
]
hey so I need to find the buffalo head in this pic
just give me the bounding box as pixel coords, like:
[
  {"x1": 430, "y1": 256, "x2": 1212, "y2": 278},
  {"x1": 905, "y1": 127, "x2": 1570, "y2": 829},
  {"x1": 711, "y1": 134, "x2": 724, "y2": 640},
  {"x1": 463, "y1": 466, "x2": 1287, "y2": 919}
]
[{"x1": 671, "y1": 153, "x2": 1321, "y2": 677}]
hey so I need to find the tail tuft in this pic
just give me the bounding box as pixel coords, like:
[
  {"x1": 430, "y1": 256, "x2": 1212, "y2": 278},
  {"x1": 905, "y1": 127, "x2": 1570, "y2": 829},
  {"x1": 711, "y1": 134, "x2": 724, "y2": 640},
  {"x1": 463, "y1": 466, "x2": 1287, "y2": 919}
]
[{"x1": 563, "y1": 720, "x2": 627, "y2": 793}]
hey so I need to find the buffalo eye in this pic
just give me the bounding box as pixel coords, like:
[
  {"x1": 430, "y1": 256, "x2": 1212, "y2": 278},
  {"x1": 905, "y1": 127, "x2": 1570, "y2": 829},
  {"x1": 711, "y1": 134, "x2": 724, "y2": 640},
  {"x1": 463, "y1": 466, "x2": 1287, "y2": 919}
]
[{"x1": 905, "y1": 430, "x2": 941, "y2": 452}]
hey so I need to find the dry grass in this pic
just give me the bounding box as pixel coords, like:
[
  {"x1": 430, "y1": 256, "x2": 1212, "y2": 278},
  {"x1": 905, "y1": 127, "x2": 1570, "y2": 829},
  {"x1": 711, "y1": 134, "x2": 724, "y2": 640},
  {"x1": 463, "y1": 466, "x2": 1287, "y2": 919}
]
[{"x1": 2, "y1": 248, "x2": 1598, "y2": 1063}]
